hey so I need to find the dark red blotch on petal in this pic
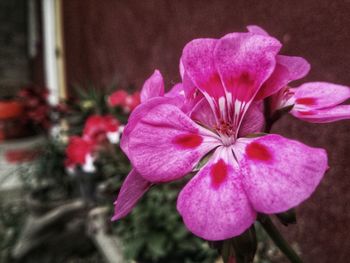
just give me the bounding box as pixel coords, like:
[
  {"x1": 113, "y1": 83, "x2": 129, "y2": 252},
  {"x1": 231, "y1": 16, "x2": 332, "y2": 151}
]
[
  {"x1": 295, "y1": 97, "x2": 316, "y2": 106},
  {"x1": 239, "y1": 72, "x2": 254, "y2": 87},
  {"x1": 204, "y1": 73, "x2": 225, "y2": 99},
  {"x1": 236, "y1": 72, "x2": 256, "y2": 102},
  {"x1": 298, "y1": 111, "x2": 315, "y2": 116},
  {"x1": 211, "y1": 159, "x2": 228, "y2": 188},
  {"x1": 174, "y1": 133, "x2": 203, "y2": 149},
  {"x1": 246, "y1": 141, "x2": 272, "y2": 162}
]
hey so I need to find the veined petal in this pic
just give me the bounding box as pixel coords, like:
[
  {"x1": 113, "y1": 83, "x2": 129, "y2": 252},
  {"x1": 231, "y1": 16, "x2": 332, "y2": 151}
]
[
  {"x1": 240, "y1": 134, "x2": 328, "y2": 214},
  {"x1": 238, "y1": 101, "x2": 265, "y2": 137},
  {"x1": 182, "y1": 38, "x2": 224, "y2": 101},
  {"x1": 214, "y1": 33, "x2": 281, "y2": 103},
  {"x1": 246, "y1": 25, "x2": 269, "y2": 36},
  {"x1": 127, "y1": 103, "x2": 221, "y2": 182},
  {"x1": 165, "y1": 83, "x2": 193, "y2": 112},
  {"x1": 112, "y1": 169, "x2": 152, "y2": 221},
  {"x1": 181, "y1": 73, "x2": 204, "y2": 114},
  {"x1": 291, "y1": 105, "x2": 350, "y2": 123},
  {"x1": 179, "y1": 58, "x2": 185, "y2": 79},
  {"x1": 255, "y1": 55, "x2": 310, "y2": 101},
  {"x1": 181, "y1": 38, "x2": 227, "y2": 121},
  {"x1": 293, "y1": 82, "x2": 350, "y2": 110},
  {"x1": 214, "y1": 33, "x2": 280, "y2": 132},
  {"x1": 120, "y1": 97, "x2": 182, "y2": 156},
  {"x1": 182, "y1": 71, "x2": 197, "y2": 99},
  {"x1": 277, "y1": 55, "x2": 310, "y2": 81},
  {"x1": 177, "y1": 146, "x2": 256, "y2": 240},
  {"x1": 140, "y1": 70, "x2": 165, "y2": 102},
  {"x1": 166, "y1": 83, "x2": 184, "y2": 98},
  {"x1": 190, "y1": 97, "x2": 216, "y2": 130}
]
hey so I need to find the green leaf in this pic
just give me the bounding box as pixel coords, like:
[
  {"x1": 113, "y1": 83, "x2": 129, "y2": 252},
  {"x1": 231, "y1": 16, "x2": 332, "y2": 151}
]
[{"x1": 194, "y1": 150, "x2": 214, "y2": 171}]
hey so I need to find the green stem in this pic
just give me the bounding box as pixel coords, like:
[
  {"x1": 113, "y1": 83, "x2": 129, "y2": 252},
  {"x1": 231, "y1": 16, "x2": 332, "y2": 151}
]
[{"x1": 258, "y1": 214, "x2": 303, "y2": 263}]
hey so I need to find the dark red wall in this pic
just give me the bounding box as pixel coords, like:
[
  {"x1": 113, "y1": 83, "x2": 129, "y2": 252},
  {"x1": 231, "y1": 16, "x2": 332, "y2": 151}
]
[{"x1": 62, "y1": 1, "x2": 350, "y2": 262}]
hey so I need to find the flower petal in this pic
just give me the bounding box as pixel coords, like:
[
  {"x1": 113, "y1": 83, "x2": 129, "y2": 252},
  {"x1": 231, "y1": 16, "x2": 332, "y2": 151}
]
[
  {"x1": 293, "y1": 82, "x2": 350, "y2": 110},
  {"x1": 140, "y1": 70, "x2": 165, "y2": 102},
  {"x1": 120, "y1": 97, "x2": 182, "y2": 156},
  {"x1": 108, "y1": 90, "x2": 128, "y2": 107},
  {"x1": 238, "y1": 102, "x2": 265, "y2": 137},
  {"x1": 124, "y1": 92, "x2": 141, "y2": 112},
  {"x1": 177, "y1": 147, "x2": 256, "y2": 240},
  {"x1": 291, "y1": 105, "x2": 350, "y2": 123},
  {"x1": 190, "y1": 97, "x2": 216, "y2": 130},
  {"x1": 246, "y1": 25, "x2": 269, "y2": 36},
  {"x1": 82, "y1": 153, "x2": 96, "y2": 173},
  {"x1": 240, "y1": 134, "x2": 328, "y2": 214},
  {"x1": 182, "y1": 71, "x2": 198, "y2": 99},
  {"x1": 83, "y1": 115, "x2": 120, "y2": 142},
  {"x1": 214, "y1": 32, "x2": 281, "y2": 103},
  {"x1": 181, "y1": 38, "x2": 227, "y2": 120},
  {"x1": 277, "y1": 55, "x2": 310, "y2": 81},
  {"x1": 127, "y1": 103, "x2": 220, "y2": 182},
  {"x1": 180, "y1": 73, "x2": 205, "y2": 114},
  {"x1": 181, "y1": 38, "x2": 225, "y2": 101},
  {"x1": 166, "y1": 83, "x2": 184, "y2": 98},
  {"x1": 112, "y1": 169, "x2": 152, "y2": 221},
  {"x1": 65, "y1": 136, "x2": 95, "y2": 167},
  {"x1": 255, "y1": 55, "x2": 310, "y2": 100}
]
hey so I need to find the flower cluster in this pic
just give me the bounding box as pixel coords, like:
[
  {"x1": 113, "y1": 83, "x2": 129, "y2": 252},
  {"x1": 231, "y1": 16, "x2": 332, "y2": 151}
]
[
  {"x1": 113, "y1": 25, "x2": 350, "y2": 241},
  {"x1": 17, "y1": 86, "x2": 52, "y2": 130},
  {"x1": 65, "y1": 114, "x2": 122, "y2": 173},
  {"x1": 108, "y1": 90, "x2": 141, "y2": 113}
]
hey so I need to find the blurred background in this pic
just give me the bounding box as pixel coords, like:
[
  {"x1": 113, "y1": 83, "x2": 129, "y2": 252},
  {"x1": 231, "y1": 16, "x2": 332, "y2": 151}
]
[{"x1": 0, "y1": 0, "x2": 349, "y2": 262}]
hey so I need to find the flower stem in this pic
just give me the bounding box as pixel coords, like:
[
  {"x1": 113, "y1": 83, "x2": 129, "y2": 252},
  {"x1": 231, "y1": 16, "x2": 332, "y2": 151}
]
[{"x1": 258, "y1": 214, "x2": 303, "y2": 263}]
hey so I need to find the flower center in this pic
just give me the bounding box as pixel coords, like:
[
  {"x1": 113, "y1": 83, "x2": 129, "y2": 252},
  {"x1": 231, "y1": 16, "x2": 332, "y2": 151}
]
[{"x1": 214, "y1": 119, "x2": 235, "y2": 146}]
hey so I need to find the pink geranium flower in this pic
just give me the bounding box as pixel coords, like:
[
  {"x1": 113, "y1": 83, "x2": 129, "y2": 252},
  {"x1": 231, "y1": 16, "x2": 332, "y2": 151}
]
[
  {"x1": 271, "y1": 83, "x2": 350, "y2": 123},
  {"x1": 113, "y1": 70, "x2": 187, "y2": 220},
  {"x1": 113, "y1": 28, "x2": 335, "y2": 241},
  {"x1": 247, "y1": 25, "x2": 350, "y2": 123}
]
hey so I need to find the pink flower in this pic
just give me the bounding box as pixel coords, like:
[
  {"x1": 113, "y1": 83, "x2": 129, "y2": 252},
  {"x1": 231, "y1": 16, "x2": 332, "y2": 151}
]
[
  {"x1": 271, "y1": 83, "x2": 350, "y2": 123},
  {"x1": 247, "y1": 25, "x2": 350, "y2": 123},
  {"x1": 113, "y1": 70, "x2": 186, "y2": 220},
  {"x1": 83, "y1": 115, "x2": 121, "y2": 144},
  {"x1": 65, "y1": 136, "x2": 96, "y2": 173},
  {"x1": 243, "y1": 26, "x2": 310, "y2": 102},
  {"x1": 113, "y1": 29, "x2": 332, "y2": 241}
]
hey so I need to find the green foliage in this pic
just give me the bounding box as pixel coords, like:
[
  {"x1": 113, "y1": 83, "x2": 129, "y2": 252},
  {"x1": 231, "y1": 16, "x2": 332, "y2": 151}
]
[
  {"x1": 0, "y1": 202, "x2": 27, "y2": 262},
  {"x1": 34, "y1": 139, "x2": 73, "y2": 195},
  {"x1": 95, "y1": 144, "x2": 131, "y2": 179},
  {"x1": 74, "y1": 84, "x2": 113, "y2": 115},
  {"x1": 113, "y1": 179, "x2": 219, "y2": 263},
  {"x1": 65, "y1": 86, "x2": 111, "y2": 136}
]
